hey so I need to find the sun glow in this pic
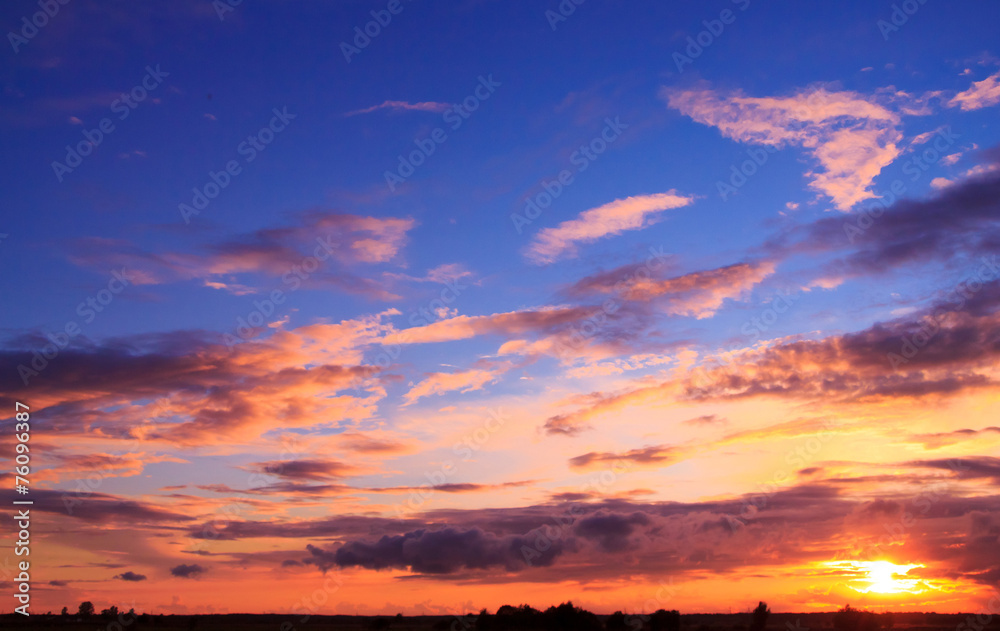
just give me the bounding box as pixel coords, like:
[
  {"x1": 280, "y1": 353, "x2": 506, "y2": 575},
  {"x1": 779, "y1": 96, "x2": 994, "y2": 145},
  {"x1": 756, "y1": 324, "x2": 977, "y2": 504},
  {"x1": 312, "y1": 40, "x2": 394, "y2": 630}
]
[{"x1": 824, "y1": 561, "x2": 927, "y2": 594}]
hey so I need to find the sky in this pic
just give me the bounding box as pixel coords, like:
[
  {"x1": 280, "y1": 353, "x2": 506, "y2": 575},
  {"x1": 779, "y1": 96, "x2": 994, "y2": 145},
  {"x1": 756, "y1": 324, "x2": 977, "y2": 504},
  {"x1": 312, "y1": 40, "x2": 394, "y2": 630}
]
[{"x1": 2, "y1": 0, "x2": 1000, "y2": 618}]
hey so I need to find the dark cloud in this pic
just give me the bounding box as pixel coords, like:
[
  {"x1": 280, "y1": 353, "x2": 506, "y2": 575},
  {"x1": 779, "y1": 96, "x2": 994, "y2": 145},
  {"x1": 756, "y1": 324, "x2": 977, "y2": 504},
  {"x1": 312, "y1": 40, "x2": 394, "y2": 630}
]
[
  {"x1": 771, "y1": 160, "x2": 1000, "y2": 277},
  {"x1": 306, "y1": 526, "x2": 570, "y2": 574},
  {"x1": 114, "y1": 571, "x2": 147, "y2": 582},
  {"x1": 170, "y1": 564, "x2": 205, "y2": 578},
  {"x1": 251, "y1": 459, "x2": 361, "y2": 482},
  {"x1": 573, "y1": 512, "x2": 650, "y2": 552},
  {"x1": 906, "y1": 456, "x2": 1000, "y2": 483},
  {"x1": 569, "y1": 446, "x2": 682, "y2": 470}
]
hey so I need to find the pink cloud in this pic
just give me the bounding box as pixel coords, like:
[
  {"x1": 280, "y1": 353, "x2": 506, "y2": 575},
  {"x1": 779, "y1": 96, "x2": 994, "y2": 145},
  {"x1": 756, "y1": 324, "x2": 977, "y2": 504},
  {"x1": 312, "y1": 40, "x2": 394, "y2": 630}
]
[
  {"x1": 402, "y1": 364, "x2": 510, "y2": 405},
  {"x1": 662, "y1": 84, "x2": 906, "y2": 210},
  {"x1": 948, "y1": 72, "x2": 1000, "y2": 111},
  {"x1": 525, "y1": 192, "x2": 694, "y2": 264}
]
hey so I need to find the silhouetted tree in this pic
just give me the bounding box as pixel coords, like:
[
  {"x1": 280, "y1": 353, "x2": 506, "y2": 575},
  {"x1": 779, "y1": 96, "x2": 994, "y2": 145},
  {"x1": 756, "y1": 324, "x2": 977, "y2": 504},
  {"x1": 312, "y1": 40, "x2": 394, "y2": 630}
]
[
  {"x1": 651, "y1": 609, "x2": 681, "y2": 631},
  {"x1": 606, "y1": 610, "x2": 629, "y2": 631},
  {"x1": 834, "y1": 605, "x2": 883, "y2": 631},
  {"x1": 750, "y1": 602, "x2": 770, "y2": 631},
  {"x1": 101, "y1": 605, "x2": 120, "y2": 620},
  {"x1": 60, "y1": 607, "x2": 68, "y2": 617},
  {"x1": 543, "y1": 602, "x2": 602, "y2": 631},
  {"x1": 78, "y1": 601, "x2": 95, "y2": 617},
  {"x1": 476, "y1": 608, "x2": 493, "y2": 631}
]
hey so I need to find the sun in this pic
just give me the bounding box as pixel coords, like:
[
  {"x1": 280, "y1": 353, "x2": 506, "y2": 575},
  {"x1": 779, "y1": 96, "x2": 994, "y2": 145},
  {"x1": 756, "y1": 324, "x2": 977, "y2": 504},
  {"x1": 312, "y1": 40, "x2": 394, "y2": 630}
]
[
  {"x1": 823, "y1": 560, "x2": 926, "y2": 594},
  {"x1": 863, "y1": 561, "x2": 925, "y2": 593}
]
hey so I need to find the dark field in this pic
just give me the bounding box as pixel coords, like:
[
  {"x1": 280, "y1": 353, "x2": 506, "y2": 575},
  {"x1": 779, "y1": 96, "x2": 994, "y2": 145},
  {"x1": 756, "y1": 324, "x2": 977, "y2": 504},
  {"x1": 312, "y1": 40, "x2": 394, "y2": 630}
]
[{"x1": 1, "y1": 611, "x2": 996, "y2": 631}]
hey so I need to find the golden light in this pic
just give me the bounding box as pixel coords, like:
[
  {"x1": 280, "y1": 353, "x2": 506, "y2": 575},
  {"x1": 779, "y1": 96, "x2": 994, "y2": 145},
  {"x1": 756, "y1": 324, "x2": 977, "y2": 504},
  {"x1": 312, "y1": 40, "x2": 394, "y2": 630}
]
[{"x1": 823, "y1": 560, "x2": 926, "y2": 594}]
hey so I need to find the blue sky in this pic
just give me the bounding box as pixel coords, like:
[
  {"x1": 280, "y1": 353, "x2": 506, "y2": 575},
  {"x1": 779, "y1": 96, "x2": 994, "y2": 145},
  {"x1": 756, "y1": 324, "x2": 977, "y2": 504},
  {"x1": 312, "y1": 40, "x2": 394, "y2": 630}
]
[{"x1": 2, "y1": 0, "x2": 1000, "y2": 616}]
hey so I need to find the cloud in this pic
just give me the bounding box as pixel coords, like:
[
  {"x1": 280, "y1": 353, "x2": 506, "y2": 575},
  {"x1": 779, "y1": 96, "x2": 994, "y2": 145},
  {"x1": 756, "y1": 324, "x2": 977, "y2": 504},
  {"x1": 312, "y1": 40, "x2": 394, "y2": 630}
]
[
  {"x1": 568, "y1": 445, "x2": 683, "y2": 470},
  {"x1": 345, "y1": 100, "x2": 451, "y2": 116},
  {"x1": 682, "y1": 414, "x2": 727, "y2": 427},
  {"x1": 69, "y1": 212, "x2": 416, "y2": 300},
  {"x1": 306, "y1": 526, "x2": 569, "y2": 574},
  {"x1": 662, "y1": 83, "x2": 906, "y2": 210},
  {"x1": 250, "y1": 459, "x2": 362, "y2": 482},
  {"x1": 402, "y1": 363, "x2": 509, "y2": 405},
  {"x1": 382, "y1": 306, "x2": 591, "y2": 346},
  {"x1": 0, "y1": 320, "x2": 389, "y2": 446},
  {"x1": 525, "y1": 192, "x2": 694, "y2": 264},
  {"x1": 114, "y1": 571, "x2": 147, "y2": 582},
  {"x1": 905, "y1": 427, "x2": 1000, "y2": 449},
  {"x1": 569, "y1": 260, "x2": 776, "y2": 318},
  {"x1": 948, "y1": 72, "x2": 1000, "y2": 111},
  {"x1": 170, "y1": 564, "x2": 206, "y2": 578},
  {"x1": 781, "y1": 163, "x2": 1000, "y2": 277},
  {"x1": 181, "y1": 483, "x2": 1000, "y2": 589}
]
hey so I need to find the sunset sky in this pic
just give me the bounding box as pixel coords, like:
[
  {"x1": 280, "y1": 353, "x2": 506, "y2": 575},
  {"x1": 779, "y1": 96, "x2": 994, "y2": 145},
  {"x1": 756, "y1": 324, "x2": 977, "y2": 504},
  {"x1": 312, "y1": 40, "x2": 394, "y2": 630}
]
[{"x1": 2, "y1": 0, "x2": 1000, "y2": 617}]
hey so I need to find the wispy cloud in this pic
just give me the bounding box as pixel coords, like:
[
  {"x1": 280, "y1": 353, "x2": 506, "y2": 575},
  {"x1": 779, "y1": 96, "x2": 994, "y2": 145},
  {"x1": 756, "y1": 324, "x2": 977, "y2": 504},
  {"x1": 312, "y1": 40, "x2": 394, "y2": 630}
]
[
  {"x1": 662, "y1": 83, "x2": 908, "y2": 211},
  {"x1": 345, "y1": 100, "x2": 452, "y2": 117},
  {"x1": 525, "y1": 192, "x2": 694, "y2": 264},
  {"x1": 948, "y1": 72, "x2": 1000, "y2": 111}
]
